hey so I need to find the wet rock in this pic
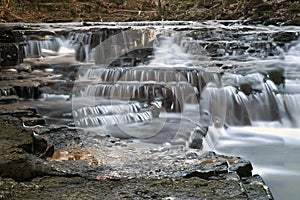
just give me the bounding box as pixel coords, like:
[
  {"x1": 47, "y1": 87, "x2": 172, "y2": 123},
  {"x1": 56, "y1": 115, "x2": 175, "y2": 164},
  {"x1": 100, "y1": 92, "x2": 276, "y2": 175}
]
[
  {"x1": 0, "y1": 117, "x2": 46, "y2": 181},
  {"x1": 0, "y1": 86, "x2": 19, "y2": 104},
  {"x1": 0, "y1": 174, "x2": 273, "y2": 200},
  {"x1": 225, "y1": 156, "x2": 253, "y2": 177},
  {"x1": 15, "y1": 63, "x2": 32, "y2": 73},
  {"x1": 13, "y1": 83, "x2": 41, "y2": 99},
  {"x1": 0, "y1": 95, "x2": 19, "y2": 104},
  {"x1": 183, "y1": 154, "x2": 229, "y2": 179},
  {"x1": 242, "y1": 174, "x2": 274, "y2": 199},
  {"x1": 239, "y1": 83, "x2": 253, "y2": 95},
  {"x1": 21, "y1": 116, "x2": 46, "y2": 126},
  {"x1": 0, "y1": 43, "x2": 24, "y2": 67},
  {"x1": 0, "y1": 28, "x2": 24, "y2": 67},
  {"x1": 0, "y1": 104, "x2": 38, "y2": 118},
  {"x1": 188, "y1": 131, "x2": 203, "y2": 149},
  {"x1": 0, "y1": 113, "x2": 273, "y2": 199},
  {"x1": 266, "y1": 66, "x2": 285, "y2": 86},
  {"x1": 273, "y1": 31, "x2": 299, "y2": 44},
  {"x1": 31, "y1": 125, "x2": 82, "y2": 150}
]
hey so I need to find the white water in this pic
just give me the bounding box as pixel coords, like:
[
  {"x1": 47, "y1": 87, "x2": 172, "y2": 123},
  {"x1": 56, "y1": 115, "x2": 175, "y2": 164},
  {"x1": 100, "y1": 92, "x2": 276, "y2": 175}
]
[
  {"x1": 214, "y1": 38, "x2": 300, "y2": 200},
  {"x1": 22, "y1": 21, "x2": 300, "y2": 199},
  {"x1": 215, "y1": 126, "x2": 300, "y2": 200}
]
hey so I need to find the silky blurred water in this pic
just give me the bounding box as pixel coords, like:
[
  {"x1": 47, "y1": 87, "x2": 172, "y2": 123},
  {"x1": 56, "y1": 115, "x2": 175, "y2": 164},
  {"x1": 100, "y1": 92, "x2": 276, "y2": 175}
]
[
  {"x1": 215, "y1": 126, "x2": 300, "y2": 200},
  {"x1": 19, "y1": 21, "x2": 300, "y2": 199}
]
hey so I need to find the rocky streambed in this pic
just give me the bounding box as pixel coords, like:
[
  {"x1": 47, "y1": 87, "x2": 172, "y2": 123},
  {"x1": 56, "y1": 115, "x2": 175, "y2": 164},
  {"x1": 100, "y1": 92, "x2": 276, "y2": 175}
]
[
  {"x1": 0, "y1": 76, "x2": 273, "y2": 199},
  {"x1": 1, "y1": 21, "x2": 293, "y2": 199},
  {"x1": 0, "y1": 114, "x2": 273, "y2": 199}
]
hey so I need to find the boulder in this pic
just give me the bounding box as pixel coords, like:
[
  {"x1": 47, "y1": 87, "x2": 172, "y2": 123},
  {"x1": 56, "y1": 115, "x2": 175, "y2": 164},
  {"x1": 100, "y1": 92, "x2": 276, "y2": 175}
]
[{"x1": 0, "y1": 116, "x2": 51, "y2": 181}]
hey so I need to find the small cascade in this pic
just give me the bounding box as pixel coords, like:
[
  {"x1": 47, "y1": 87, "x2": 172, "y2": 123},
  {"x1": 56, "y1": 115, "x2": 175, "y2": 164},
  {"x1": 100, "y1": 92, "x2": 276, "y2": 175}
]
[
  {"x1": 201, "y1": 70, "x2": 285, "y2": 126},
  {"x1": 79, "y1": 82, "x2": 198, "y2": 112},
  {"x1": 70, "y1": 23, "x2": 300, "y2": 150},
  {"x1": 80, "y1": 67, "x2": 200, "y2": 86},
  {"x1": 18, "y1": 21, "x2": 300, "y2": 150},
  {"x1": 75, "y1": 109, "x2": 152, "y2": 128},
  {"x1": 13, "y1": 85, "x2": 41, "y2": 99},
  {"x1": 73, "y1": 102, "x2": 142, "y2": 118},
  {"x1": 0, "y1": 86, "x2": 19, "y2": 103},
  {"x1": 0, "y1": 87, "x2": 17, "y2": 97},
  {"x1": 24, "y1": 35, "x2": 63, "y2": 57},
  {"x1": 8, "y1": 21, "x2": 300, "y2": 200},
  {"x1": 72, "y1": 29, "x2": 207, "y2": 146},
  {"x1": 282, "y1": 94, "x2": 300, "y2": 127}
]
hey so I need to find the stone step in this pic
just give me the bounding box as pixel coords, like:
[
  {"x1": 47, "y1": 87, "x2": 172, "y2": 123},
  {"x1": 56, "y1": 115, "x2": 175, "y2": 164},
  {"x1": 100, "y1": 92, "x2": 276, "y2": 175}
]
[{"x1": 0, "y1": 95, "x2": 19, "y2": 104}]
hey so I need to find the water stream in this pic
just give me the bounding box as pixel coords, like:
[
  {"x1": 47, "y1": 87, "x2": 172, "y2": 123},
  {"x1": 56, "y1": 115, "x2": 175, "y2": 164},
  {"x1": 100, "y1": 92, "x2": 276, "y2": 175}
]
[{"x1": 15, "y1": 21, "x2": 300, "y2": 199}]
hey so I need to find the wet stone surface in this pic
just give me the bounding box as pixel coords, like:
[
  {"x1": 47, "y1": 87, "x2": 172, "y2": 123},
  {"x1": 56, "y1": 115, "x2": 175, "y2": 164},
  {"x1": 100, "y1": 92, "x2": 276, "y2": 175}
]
[
  {"x1": 0, "y1": 113, "x2": 274, "y2": 199},
  {"x1": 0, "y1": 22, "x2": 280, "y2": 199}
]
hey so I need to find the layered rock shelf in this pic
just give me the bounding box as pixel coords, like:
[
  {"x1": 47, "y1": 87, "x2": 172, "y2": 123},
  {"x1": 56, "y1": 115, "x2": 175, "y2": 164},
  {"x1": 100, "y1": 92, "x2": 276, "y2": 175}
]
[{"x1": 0, "y1": 21, "x2": 280, "y2": 199}]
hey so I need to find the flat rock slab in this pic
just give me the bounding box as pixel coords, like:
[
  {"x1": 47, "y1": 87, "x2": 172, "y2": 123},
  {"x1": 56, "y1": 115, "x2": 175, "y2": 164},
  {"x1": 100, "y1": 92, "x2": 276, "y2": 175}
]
[
  {"x1": 0, "y1": 90, "x2": 274, "y2": 195},
  {"x1": 0, "y1": 112, "x2": 274, "y2": 199},
  {"x1": 0, "y1": 175, "x2": 272, "y2": 200}
]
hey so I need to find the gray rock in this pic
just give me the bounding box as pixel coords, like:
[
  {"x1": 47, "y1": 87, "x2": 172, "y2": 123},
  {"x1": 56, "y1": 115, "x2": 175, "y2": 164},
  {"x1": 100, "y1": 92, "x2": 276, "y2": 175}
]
[{"x1": 0, "y1": 116, "x2": 52, "y2": 181}]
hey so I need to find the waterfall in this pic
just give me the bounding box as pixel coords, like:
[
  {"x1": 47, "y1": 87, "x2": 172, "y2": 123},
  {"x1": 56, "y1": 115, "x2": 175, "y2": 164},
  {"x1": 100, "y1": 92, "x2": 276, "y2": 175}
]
[
  {"x1": 20, "y1": 22, "x2": 300, "y2": 150},
  {"x1": 16, "y1": 21, "x2": 300, "y2": 200},
  {"x1": 24, "y1": 36, "x2": 64, "y2": 57}
]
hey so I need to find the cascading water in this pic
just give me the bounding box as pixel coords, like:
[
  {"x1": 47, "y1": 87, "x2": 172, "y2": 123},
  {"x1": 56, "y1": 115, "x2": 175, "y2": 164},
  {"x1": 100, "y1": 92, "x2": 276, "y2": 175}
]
[{"x1": 20, "y1": 21, "x2": 300, "y2": 199}]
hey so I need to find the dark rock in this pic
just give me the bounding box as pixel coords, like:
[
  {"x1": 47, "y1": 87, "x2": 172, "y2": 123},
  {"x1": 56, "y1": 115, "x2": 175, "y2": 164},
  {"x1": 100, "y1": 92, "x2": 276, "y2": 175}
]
[
  {"x1": 0, "y1": 28, "x2": 24, "y2": 67},
  {"x1": 188, "y1": 130, "x2": 204, "y2": 149},
  {"x1": 242, "y1": 174, "x2": 274, "y2": 199},
  {"x1": 256, "y1": 3, "x2": 273, "y2": 12},
  {"x1": 228, "y1": 157, "x2": 253, "y2": 178},
  {"x1": 0, "y1": 175, "x2": 273, "y2": 200},
  {"x1": 31, "y1": 125, "x2": 82, "y2": 150},
  {"x1": 287, "y1": 3, "x2": 300, "y2": 13},
  {"x1": 15, "y1": 63, "x2": 32, "y2": 73},
  {"x1": 0, "y1": 43, "x2": 24, "y2": 67},
  {"x1": 32, "y1": 136, "x2": 48, "y2": 155},
  {"x1": 0, "y1": 117, "x2": 42, "y2": 181},
  {"x1": 0, "y1": 28, "x2": 23, "y2": 43},
  {"x1": 21, "y1": 116, "x2": 46, "y2": 126},
  {"x1": 184, "y1": 170, "x2": 216, "y2": 179},
  {"x1": 0, "y1": 105, "x2": 37, "y2": 118},
  {"x1": 239, "y1": 83, "x2": 253, "y2": 95},
  {"x1": 39, "y1": 145, "x2": 55, "y2": 159},
  {"x1": 185, "y1": 158, "x2": 228, "y2": 179},
  {"x1": 13, "y1": 83, "x2": 41, "y2": 99},
  {"x1": 273, "y1": 31, "x2": 299, "y2": 44},
  {"x1": 0, "y1": 95, "x2": 19, "y2": 104},
  {"x1": 266, "y1": 66, "x2": 285, "y2": 86}
]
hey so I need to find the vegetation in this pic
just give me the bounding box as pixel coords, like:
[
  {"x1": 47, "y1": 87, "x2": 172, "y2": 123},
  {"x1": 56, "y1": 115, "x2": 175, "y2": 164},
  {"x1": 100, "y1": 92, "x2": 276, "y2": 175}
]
[{"x1": 0, "y1": 0, "x2": 300, "y2": 24}]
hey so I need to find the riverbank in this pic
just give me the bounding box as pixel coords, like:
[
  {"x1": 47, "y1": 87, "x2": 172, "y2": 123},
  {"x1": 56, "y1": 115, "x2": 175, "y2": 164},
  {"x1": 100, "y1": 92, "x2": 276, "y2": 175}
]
[{"x1": 1, "y1": 0, "x2": 300, "y2": 25}]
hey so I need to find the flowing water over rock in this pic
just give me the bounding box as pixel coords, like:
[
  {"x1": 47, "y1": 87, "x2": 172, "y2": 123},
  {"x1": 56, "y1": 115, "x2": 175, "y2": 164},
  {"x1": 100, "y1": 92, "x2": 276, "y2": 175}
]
[{"x1": 2, "y1": 21, "x2": 300, "y2": 199}]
